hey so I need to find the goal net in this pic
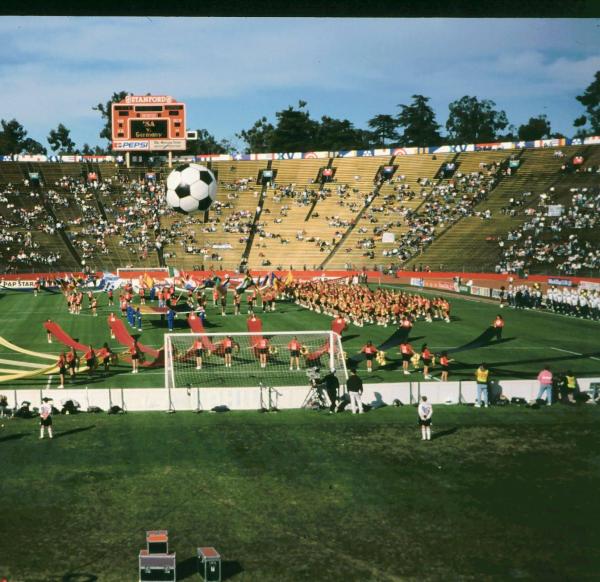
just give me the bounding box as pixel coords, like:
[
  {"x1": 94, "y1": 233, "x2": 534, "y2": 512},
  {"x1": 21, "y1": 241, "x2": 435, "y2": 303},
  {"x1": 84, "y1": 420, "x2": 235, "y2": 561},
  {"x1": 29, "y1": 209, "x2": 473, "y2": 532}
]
[{"x1": 164, "y1": 331, "x2": 347, "y2": 390}]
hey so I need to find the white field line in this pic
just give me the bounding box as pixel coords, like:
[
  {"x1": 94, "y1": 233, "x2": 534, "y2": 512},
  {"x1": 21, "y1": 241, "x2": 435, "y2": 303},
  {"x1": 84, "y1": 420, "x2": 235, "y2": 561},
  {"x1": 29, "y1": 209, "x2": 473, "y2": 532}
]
[
  {"x1": 551, "y1": 347, "x2": 581, "y2": 356},
  {"x1": 551, "y1": 347, "x2": 600, "y2": 362},
  {"x1": 46, "y1": 375, "x2": 53, "y2": 390},
  {"x1": 428, "y1": 346, "x2": 550, "y2": 350}
]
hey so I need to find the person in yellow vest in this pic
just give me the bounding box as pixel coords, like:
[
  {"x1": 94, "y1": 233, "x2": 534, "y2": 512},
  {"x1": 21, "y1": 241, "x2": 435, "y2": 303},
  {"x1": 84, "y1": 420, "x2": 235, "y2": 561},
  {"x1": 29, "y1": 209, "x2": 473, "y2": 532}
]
[
  {"x1": 565, "y1": 370, "x2": 577, "y2": 404},
  {"x1": 475, "y1": 363, "x2": 489, "y2": 408}
]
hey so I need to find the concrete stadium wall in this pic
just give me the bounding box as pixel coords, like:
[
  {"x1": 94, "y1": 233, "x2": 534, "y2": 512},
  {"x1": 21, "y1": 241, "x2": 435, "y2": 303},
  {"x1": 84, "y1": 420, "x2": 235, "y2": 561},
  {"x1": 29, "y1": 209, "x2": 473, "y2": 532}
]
[{"x1": 9, "y1": 377, "x2": 600, "y2": 412}]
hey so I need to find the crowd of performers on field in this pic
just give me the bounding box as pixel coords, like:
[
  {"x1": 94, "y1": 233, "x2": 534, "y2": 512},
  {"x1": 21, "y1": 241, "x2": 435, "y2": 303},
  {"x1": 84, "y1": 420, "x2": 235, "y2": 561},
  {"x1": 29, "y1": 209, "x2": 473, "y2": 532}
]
[
  {"x1": 45, "y1": 272, "x2": 476, "y2": 384},
  {"x1": 284, "y1": 280, "x2": 451, "y2": 327}
]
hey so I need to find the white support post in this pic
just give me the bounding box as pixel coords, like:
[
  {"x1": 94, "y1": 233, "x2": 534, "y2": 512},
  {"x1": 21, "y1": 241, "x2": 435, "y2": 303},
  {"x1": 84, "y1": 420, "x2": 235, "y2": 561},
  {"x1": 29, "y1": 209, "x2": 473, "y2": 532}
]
[
  {"x1": 329, "y1": 331, "x2": 335, "y2": 372},
  {"x1": 164, "y1": 335, "x2": 175, "y2": 411},
  {"x1": 337, "y1": 333, "x2": 349, "y2": 387}
]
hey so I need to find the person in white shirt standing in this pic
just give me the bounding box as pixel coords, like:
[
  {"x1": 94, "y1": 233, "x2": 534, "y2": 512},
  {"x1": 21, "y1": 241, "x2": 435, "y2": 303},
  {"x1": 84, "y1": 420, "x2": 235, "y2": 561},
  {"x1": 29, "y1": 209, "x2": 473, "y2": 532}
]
[
  {"x1": 418, "y1": 395, "x2": 433, "y2": 441},
  {"x1": 39, "y1": 397, "x2": 53, "y2": 439}
]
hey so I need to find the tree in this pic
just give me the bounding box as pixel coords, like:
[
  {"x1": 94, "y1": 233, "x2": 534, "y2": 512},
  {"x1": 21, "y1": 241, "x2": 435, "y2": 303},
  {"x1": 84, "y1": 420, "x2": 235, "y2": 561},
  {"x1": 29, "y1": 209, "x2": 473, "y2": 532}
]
[
  {"x1": 47, "y1": 123, "x2": 76, "y2": 153},
  {"x1": 445, "y1": 96, "x2": 509, "y2": 144},
  {"x1": 0, "y1": 119, "x2": 27, "y2": 154},
  {"x1": 236, "y1": 116, "x2": 275, "y2": 153},
  {"x1": 574, "y1": 70, "x2": 600, "y2": 135},
  {"x1": 237, "y1": 101, "x2": 320, "y2": 153},
  {"x1": 396, "y1": 94, "x2": 442, "y2": 147},
  {"x1": 0, "y1": 118, "x2": 46, "y2": 155},
  {"x1": 92, "y1": 91, "x2": 131, "y2": 144},
  {"x1": 185, "y1": 129, "x2": 232, "y2": 155},
  {"x1": 499, "y1": 125, "x2": 518, "y2": 141},
  {"x1": 517, "y1": 115, "x2": 552, "y2": 141},
  {"x1": 270, "y1": 101, "x2": 319, "y2": 152},
  {"x1": 315, "y1": 115, "x2": 371, "y2": 150},
  {"x1": 22, "y1": 138, "x2": 47, "y2": 155},
  {"x1": 367, "y1": 114, "x2": 399, "y2": 146}
]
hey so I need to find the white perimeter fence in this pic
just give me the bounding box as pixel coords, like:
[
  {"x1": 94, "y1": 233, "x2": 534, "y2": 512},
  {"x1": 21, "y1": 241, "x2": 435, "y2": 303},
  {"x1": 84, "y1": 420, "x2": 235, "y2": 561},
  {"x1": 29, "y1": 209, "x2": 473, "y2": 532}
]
[{"x1": 7, "y1": 377, "x2": 600, "y2": 412}]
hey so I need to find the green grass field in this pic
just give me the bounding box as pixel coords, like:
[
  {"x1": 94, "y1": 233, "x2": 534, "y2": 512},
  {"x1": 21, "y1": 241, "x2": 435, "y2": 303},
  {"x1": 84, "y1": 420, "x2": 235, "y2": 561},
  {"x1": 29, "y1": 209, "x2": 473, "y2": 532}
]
[
  {"x1": 1, "y1": 407, "x2": 600, "y2": 581},
  {"x1": 1, "y1": 287, "x2": 600, "y2": 581},
  {"x1": 0, "y1": 285, "x2": 598, "y2": 390}
]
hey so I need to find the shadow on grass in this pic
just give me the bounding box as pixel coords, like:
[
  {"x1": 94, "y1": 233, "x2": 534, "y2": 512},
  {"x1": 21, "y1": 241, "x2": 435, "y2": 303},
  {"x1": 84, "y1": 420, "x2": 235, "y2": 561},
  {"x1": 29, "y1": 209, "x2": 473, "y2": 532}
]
[
  {"x1": 149, "y1": 318, "x2": 188, "y2": 330},
  {"x1": 449, "y1": 348, "x2": 600, "y2": 377},
  {"x1": 176, "y1": 557, "x2": 243, "y2": 580},
  {"x1": 176, "y1": 556, "x2": 198, "y2": 580},
  {"x1": 433, "y1": 427, "x2": 459, "y2": 440},
  {"x1": 54, "y1": 425, "x2": 96, "y2": 440},
  {"x1": 0, "y1": 431, "x2": 29, "y2": 443},
  {"x1": 62, "y1": 574, "x2": 98, "y2": 582},
  {"x1": 448, "y1": 327, "x2": 517, "y2": 355},
  {"x1": 223, "y1": 561, "x2": 244, "y2": 580}
]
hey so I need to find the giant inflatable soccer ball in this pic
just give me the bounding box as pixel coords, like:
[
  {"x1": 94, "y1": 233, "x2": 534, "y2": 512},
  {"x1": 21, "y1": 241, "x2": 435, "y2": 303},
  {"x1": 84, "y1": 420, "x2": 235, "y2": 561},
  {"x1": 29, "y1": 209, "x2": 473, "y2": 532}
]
[{"x1": 165, "y1": 163, "x2": 217, "y2": 214}]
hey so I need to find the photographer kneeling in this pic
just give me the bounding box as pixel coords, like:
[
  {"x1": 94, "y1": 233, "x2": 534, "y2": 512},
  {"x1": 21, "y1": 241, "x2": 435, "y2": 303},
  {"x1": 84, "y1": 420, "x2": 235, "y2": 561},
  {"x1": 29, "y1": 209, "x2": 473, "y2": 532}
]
[{"x1": 313, "y1": 368, "x2": 340, "y2": 414}]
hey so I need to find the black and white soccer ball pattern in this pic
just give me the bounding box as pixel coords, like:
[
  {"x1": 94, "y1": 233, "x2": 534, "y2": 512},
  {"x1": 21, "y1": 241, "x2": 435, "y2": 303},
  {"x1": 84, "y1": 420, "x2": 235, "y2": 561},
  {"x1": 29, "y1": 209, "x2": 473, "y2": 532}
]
[{"x1": 165, "y1": 163, "x2": 217, "y2": 214}]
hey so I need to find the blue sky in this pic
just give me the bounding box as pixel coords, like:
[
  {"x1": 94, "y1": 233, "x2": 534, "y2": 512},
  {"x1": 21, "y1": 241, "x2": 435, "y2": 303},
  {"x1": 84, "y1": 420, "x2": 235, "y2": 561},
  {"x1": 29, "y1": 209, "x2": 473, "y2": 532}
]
[{"x1": 0, "y1": 17, "x2": 599, "y2": 151}]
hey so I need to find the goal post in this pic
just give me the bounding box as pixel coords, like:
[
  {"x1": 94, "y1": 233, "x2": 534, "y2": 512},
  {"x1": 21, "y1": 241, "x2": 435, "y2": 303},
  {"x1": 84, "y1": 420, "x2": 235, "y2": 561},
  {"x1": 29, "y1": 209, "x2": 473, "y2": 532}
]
[{"x1": 164, "y1": 330, "x2": 348, "y2": 391}]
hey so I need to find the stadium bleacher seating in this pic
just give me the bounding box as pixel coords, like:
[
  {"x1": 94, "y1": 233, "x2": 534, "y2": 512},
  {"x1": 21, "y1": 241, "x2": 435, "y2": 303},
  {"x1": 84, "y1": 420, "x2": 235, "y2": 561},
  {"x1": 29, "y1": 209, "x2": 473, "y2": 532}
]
[
  {"x1": 0, "y1": 145, "x2": 599, "y2": 275},
  {"x1": 406, "y1": 145, "x2": 598, "y2": 272}
]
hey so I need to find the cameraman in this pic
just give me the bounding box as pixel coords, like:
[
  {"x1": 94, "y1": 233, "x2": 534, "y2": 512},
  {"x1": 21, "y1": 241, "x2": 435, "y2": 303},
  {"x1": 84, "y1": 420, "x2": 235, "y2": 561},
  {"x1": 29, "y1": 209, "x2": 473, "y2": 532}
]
[{"x1": 314, "y1": 368, "x2": 340, "y2": 414}]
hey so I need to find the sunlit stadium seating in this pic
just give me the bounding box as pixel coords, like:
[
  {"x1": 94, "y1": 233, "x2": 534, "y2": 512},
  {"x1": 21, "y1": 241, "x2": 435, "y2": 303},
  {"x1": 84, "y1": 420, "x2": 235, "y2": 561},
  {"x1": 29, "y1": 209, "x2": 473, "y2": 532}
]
[
  {"x1": 0, "y1": 145, "x2": 598, "y2": 275},
  {"x1": 406, "y1": 146, "x2": 594, "y2": 271},
  {"x1": 326, "y1": 153, "x2": 455, "y2": 269}
]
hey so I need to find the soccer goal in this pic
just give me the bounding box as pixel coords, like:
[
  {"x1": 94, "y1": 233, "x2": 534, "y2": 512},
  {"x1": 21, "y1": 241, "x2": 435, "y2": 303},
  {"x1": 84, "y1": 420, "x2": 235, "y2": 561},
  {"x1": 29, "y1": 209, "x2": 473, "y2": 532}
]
[{"x1": 164, "y1": 330, "x2": 348, "y2": 391}]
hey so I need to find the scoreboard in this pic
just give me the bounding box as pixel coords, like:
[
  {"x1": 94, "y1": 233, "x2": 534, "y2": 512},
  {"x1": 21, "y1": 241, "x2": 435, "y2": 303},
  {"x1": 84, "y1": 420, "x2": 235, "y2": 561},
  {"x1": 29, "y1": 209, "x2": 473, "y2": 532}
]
[{"x1": 111, "y1": 95, "x2": 187, "y2": 151}]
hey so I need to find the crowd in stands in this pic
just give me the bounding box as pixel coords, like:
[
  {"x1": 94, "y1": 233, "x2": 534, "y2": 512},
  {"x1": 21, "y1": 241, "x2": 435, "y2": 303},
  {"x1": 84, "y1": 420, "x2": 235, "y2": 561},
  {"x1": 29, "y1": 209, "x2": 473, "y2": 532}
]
[
  {"x1": 97, "y1": 177, "x2": 165, "y2": 262},
  {"x1": 165, "y1": 198, "x2": 250, "y2": 262},
  {"x1": 495, "y1": 186, "x2": 600, "y2": 275},
  {"x1": 0, "y1": 184, "x2": 62, "y2": 269},
  {"x1": 255, "y1": 182, "x2": 371, "y2": 259},
  {"x1": 272, "y1": 183, "x2": 318, "y2": 206},
  {"x1": 379, "y1": 165, "x2": 501, "y2": 262},
  {"x1": 0, "y1": 174, "x2": 170, "y2": 271}
]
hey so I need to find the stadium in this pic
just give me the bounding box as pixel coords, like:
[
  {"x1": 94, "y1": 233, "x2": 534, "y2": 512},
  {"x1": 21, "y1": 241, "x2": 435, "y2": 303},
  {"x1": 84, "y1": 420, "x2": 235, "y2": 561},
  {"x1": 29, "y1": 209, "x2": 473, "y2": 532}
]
[{"x1": 1, "y1": 16, "x2": 600, "y2": 582}]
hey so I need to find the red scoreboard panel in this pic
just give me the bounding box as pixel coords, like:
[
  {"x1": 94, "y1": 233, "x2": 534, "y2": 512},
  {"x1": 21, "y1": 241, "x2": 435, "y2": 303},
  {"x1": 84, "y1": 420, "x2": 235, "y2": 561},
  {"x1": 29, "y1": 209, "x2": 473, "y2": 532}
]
[{"x1": 111, "y1": 95, "x2": 187, "y2": 151}]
